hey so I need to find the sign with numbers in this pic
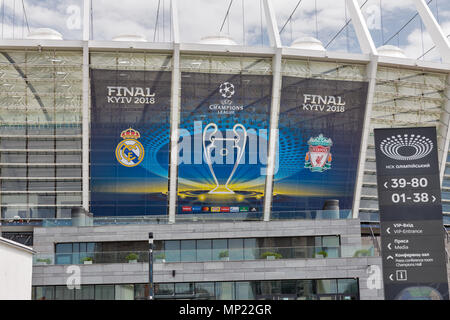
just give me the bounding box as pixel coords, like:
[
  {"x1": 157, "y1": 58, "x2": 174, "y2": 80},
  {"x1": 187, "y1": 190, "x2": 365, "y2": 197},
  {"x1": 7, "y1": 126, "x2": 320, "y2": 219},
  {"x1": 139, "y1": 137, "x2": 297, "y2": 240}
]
[{"x1": 374, "y1": 127, "x2": 449, "y2": 300}]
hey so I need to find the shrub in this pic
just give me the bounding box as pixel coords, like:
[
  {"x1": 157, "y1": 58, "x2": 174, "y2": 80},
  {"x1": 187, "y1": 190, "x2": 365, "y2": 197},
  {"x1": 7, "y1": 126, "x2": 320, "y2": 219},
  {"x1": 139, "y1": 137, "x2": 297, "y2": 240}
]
[
  {"x1": 353, "y1": 249, "x2": 371, "y2": 257},
  {"x1": 155, "y1": 253, "x2": 166, "y2": 260},
  {"x1": 260, "y1": 251, "x2": 282, "y2": 259},
  {"x1": 218, "y1": 250, "x2": 229, "y2": 258},
  {"x1": 314, "y1": 250, "x2": 328, "y2": 258},
  {"x1": 126, "y1": 253, "x2": 139, "y2": 261},
  {"x1": 36, "y1": 258, "x2": 51, "y2": 264}
]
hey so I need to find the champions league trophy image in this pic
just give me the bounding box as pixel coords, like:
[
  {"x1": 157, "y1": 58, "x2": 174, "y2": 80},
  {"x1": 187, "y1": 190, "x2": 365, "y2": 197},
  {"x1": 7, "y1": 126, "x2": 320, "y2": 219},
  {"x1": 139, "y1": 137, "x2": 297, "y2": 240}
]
[{"x1": 203, "y1": 123, "x2": 247, "y2": 194}]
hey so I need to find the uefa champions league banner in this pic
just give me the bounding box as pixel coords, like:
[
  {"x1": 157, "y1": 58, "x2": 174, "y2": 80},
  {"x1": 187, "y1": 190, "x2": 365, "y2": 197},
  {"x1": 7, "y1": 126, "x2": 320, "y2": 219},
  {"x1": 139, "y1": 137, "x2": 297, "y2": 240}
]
[
  {"x1": 272, "y1": 77, "x2": 368, "y2": 216},
  {"x1": 177, "y1": 72, "x2": 272, "y2": 215},
  {"x1": 90, "y1": 69, "x2": 171, "y2": 216}
]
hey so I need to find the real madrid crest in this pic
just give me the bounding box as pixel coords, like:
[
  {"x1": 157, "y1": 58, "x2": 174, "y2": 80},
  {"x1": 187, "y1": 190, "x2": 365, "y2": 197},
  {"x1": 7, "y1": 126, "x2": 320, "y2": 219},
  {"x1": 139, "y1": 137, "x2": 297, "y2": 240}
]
[
  {"x1": 305, "y1": 134, "x2": 332, "y2": 172},
  {"x1": 115, "y1": 128, "x2": 145, "y2": 167}
]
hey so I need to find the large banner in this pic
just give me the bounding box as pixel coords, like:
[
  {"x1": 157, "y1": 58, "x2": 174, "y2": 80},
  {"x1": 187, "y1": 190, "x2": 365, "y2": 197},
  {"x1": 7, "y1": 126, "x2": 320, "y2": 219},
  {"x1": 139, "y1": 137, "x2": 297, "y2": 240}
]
[
  {"x1": 177, "y1": 72, "x2": 272, "y2": 215},
  {"x1": 90, "y1": 69, "x2": 171, "y2": 216},
  {"x1": 272, "y1": 77, "x2": 368, "y2": 216},
  {"x1": 374, "y1": 127, "x2": 449, "y2": 300}
]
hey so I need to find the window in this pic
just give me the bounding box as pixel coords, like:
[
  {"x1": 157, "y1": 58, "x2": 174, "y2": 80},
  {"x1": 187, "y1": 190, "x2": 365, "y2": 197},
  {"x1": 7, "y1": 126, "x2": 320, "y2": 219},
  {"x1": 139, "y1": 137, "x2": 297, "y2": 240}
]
[
  {"x1": 29, "y1": 167, "x2": 55, "y2": 177},
  {"x1": 1, "y1": 180, "x2": 27, "y2": 191},
  {"x1": 165, "y1": 240, "x2": 180, "y2": 262},
  {"x1": 56, "y1": 153, "x2": 82, "y2": 163},
  {"x1": 55, "y1": 286, "x2": 75, "y2": 300},
  {"x1": 322, "y1": 236, "x2": 340, "y2": 258},
  {"x1": 57, "y1": 167, "x2": 81, "y2": 177},
  {"x1": 180, "y1": 240, "x2": 196, "y2": 262},
  {"x1": 296, "y1": 280, "x2": 314, "y2": 300},
  {"x1": 55, "y1": 242, "x2": 96, "y2": 264},
  {"x1": 159, "y1": 236, "x2": 343, "y2": 262},
  {"x1": 212, "y1": 239, "x2": 227, "y2": 261},
  {"x1": 1, "y1": 168, "x2": 26, "y2": 177},
  {"x1": 338, "y1": 279, "x2": 358, "y2": 298},
  {"x1": 28, "y1": 140, "x2": 53, "y2": 149},
  {"x1": 115, "y1": 284, "x2": 134, "y2": 300},
  {"x1": 229, "y1": 238, "x2": 244, "y2": 261},
  {"x1": 29, "y1": 181, "x2": 55, "y2": 191},
  {"x1": 243, "y1": 238, "x2": 257, "y2": 260},
  {"x1": 28, "y1": 154, "x2": 54, "y2": 163},
  {"x1": 55, "y1": 243, "x2": 73, "y2": 264},
  {"x1": 35, "y1": 286, "x2": 54, "y2": 300},
  {"x1": 32, "y1": 207, "x2": 56, "y2": 219},
  {"x1": 195, "y1": 282, "x2": 215, "y2": 299},
  {"x1": 0, "y1": 152, "x2": 26, "y2": 162},
  {"x1": 155, "y1": 283, "x2": 174, "y2": 296},
  {"x1": 95, "y1": 285, "x2": 115, "y2": 300},
  {"x1": 215, "y1": 282, "x2": 235, "y2": 300},
  {"x1": 56, "y1": 181, "x2": 81, "y2": 191},
  {"x1": 75, "y1": 285, "x2": 95, "y2": 300},
  {"x1": 56, "y1": 140, "x2": 81, "y2": 149},
  {"x1": 175, "y1": 283, "x2": 194, "y2": 296},
  {"x1": 33, "y1": 278, "x2": 359, "y2": 300},
  {"x1": 316, "y1": 279, "x2": 338, "y2": 294},
  {"x1": 236, "y1": 282, "x2": 255, "y2": 299},
  {"x1": 280, "y1": 280, "x2": 297, "y2": 295},
  {"x1": 260, "y1": 281, "x2": 281, "y2": 296},
  {"x1": 197, "y1": 240, "x2": 212, "y2": 262}
]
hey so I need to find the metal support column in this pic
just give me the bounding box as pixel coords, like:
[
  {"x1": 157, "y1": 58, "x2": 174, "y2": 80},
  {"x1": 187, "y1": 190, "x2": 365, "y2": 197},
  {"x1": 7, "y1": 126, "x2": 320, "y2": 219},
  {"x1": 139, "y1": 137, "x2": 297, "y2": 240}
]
[
  {"x1": 262, "y1": 0, "x2": 282, "y2": 222},
  {"x1": 168, "y1": 0, "x2": 180, "y2": 224},
  {"x1": 148, "y1": 232, "x2": 154, "y2": 300},
  {"x1": 345, "y1": 0, "x2": 379, "y2": 219},
  {"x1": 352, "y1": 55, "x2": 379, "y2": 219},
  {"x1": 346, "y1": 0, "x2": 378, "y2": 55},
  {"x1": 82, "y1": 0, "x2": 91, "y2": 211}
]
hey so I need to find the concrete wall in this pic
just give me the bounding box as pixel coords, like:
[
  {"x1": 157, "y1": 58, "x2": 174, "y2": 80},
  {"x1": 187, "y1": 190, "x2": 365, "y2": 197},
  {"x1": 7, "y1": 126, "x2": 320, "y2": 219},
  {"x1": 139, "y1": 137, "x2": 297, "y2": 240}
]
[
  {"x1": 32, "y1": 219, "x2": 363, "y2": 254},
  {"x1": 32, "y1": 256, "x2": 384, "y2": 300},
  {"x1": 31, "y1": 218, "x2": 385, "y2": 300},
  {"x1": 0, "y1": 241, "x2": 34, "y2": 300}
]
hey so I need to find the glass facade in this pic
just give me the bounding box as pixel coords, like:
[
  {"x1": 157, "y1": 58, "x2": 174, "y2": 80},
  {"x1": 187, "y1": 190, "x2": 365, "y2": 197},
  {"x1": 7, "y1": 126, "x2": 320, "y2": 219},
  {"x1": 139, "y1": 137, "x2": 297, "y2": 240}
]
[
  {"x1": 0, "y1": 49, "x2": 447, "y2": 225},
  {"x1": 32, "y1": 278, "x2": 359, "y2": 300},
  {"x1": 162, "y1": 236, "x2": 341, "y2": 262},
  {"x1": 0, "y1": 49, "x2": 83, "y2": 220},
  {"x1": 54, "y1": 241, "x2": 150, "y2": 264},
  {"x1": 359, "y1": 67, "x2": 449, "y2": 223},
  {"x1": 51, "y1": 236, "x2": 344, "y2": 265}
]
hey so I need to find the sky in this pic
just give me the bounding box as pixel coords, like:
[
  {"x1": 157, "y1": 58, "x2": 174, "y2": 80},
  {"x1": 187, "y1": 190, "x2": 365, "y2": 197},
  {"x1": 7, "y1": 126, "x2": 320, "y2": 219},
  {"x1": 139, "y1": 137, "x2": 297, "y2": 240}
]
[{"x1": 0, "y1": 0, "x2": 449, "y2": 61}]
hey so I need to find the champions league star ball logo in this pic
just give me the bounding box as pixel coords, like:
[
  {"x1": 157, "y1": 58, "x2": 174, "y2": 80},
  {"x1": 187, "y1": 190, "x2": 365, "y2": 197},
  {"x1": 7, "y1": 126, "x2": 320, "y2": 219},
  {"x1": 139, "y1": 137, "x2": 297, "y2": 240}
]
[
  {"x1": 219, "y1": 82, "x2": 235, "y2": 99},
  {"x1": 379, "y1": 134, "x2": 433, "y2": 161},
  {"x1": 115, "y1": 128, "x2": 145, "y2": 167},
  {"x1": 305, "y1": 134, "x2": 332, "y2": 172}
]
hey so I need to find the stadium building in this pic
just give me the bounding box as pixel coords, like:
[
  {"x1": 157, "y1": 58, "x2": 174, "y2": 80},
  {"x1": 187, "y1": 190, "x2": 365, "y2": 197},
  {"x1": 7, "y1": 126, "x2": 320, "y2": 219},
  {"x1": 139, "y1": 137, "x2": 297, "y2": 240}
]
[{"x1": 0, "y1": 0, "x2": 449, "y2": 300}]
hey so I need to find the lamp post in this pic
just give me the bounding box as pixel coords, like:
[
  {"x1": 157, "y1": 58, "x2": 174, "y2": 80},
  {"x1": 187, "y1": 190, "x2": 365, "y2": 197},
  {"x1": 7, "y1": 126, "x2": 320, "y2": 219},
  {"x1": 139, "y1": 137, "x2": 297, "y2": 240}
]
[{"x1": 148, "y1": 232, "x2": 154, "y2": 300}]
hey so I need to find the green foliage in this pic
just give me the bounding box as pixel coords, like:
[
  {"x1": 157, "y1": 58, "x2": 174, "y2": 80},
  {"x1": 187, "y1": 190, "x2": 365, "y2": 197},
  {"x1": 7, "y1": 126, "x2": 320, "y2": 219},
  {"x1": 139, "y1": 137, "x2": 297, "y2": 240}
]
[
  {"x1": 353, "y1": 249, "x2": 371, "y2": 257},
  {"x1": 314, "y1": 250, "x2": 328, "y2": 258},
  {"x1": 126, "y1": 253, "x2": 139, "y2": 261},
  {"x1": 218, "y1": 250, "x2": 229, "y2": 258},
  {"x1": 155, "y1": 253, "x2": 166, "y2": 260},
  {"x1": 36, "y1": 258, "x2": 51, "y2": 264},
  {"x1": 81, "y1": 257, "x2": 93, "y2": 262},
  {"x1": 260, "y1": 251, "x2": 282, "y2": 259}
]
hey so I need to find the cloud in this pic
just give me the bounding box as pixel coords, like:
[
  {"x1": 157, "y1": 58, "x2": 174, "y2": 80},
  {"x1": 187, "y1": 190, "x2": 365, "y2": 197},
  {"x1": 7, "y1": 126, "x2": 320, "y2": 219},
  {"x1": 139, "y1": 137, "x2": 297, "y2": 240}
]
[
  {"x1": 0, "y1": 0, "x2": 448, "y2": 58},
  {"x1": 402, "y1": 21, "x2": 450, "y2": 61}
]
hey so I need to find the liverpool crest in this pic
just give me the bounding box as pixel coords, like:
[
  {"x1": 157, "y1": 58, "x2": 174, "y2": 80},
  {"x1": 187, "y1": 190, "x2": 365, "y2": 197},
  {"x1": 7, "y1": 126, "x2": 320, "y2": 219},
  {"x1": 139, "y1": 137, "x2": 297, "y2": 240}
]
[
  {"x1": 115, "y1": 128, "x2": 145, "y2": 167},
  {"x1": 305, "y1": 134, "x2": 332, "y2": 172}
]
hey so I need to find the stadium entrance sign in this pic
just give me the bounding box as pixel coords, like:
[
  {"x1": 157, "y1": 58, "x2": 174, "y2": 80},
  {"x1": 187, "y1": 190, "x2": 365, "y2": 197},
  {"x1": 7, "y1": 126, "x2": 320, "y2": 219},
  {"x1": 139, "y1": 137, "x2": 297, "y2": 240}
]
[{"x1": 374, "y1": 127, "x2": 449, "y2": 300}]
